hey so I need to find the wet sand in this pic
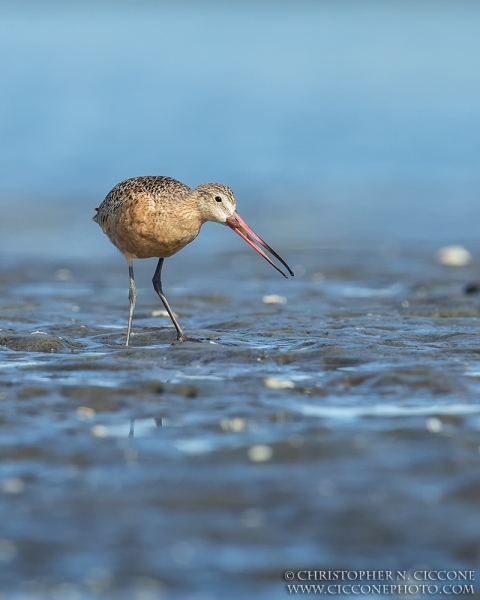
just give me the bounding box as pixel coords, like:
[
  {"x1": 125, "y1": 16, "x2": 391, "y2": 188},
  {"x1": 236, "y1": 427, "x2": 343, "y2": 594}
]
[{"x1": 1, "y1": 244, "x2": 480, "y2": 598}]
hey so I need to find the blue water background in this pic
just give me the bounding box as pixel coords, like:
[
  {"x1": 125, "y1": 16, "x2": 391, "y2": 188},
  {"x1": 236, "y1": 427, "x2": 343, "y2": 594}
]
[{"x1": 0, "y1": 0, "x2": 479, "y2": 258}]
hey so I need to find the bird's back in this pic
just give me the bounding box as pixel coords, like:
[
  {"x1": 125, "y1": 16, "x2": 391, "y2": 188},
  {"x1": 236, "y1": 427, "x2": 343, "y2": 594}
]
[{"x1": 93, "y1": 176, "x2": 191, "y2": 227}]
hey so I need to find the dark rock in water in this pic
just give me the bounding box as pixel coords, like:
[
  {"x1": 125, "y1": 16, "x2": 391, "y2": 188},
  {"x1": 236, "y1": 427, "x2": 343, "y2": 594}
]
[
  {"x1": 464, "y1": 282, "x2": 480, "y2": 294},
  {"x1": 174, "y1": 384, "x2": 199, "y2": 398},
  {"x1": 0, "y1": 330, "x2": 83, "y2": 352}
]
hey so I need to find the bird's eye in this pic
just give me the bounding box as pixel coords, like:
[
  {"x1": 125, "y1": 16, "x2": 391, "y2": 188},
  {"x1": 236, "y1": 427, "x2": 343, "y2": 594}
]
[{"x1": 215, "y1": 196, "x2": 222, "y2": 203}]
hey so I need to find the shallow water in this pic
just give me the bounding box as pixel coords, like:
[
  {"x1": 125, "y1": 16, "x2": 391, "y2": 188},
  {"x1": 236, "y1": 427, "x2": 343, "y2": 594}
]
[
  {"x1": 1, "y1": 244, "x2": 480, "y2": 599},
  {"x1": 1, "y1": 1, "x2": 480, "y2": 596}
]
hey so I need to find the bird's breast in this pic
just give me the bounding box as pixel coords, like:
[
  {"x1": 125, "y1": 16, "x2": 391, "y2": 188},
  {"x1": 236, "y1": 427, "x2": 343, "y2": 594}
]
[{"x1": 104, "y1": 193, "x2": 202, "y2": 259}]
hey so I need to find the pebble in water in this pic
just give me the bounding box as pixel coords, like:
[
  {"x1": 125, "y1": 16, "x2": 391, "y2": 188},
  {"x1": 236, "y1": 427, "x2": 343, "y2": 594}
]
[
  {"x1": 248, "y1": 445, "x2": 273, "y2": 462},
  {"x1": 1, "y1": 478, "x2": 25, "y2": 495},
  {"x1": 264, "y1": 377, "x2": 295, "y2": 389},
  {"x1": 220, "y1": 417, "x2": 246, "y2": 432},
  {"x1": 76, "y1": 406, "x2": 95, "y2": 420},
  {"x1": 262, "y1": 294, "x2": 287, "y2": 304},
  {"x1": 426, "y1": 417, "x2": 443, "y2": 433},
  {"x1": 435, "y1": 245, "x2": 471, "y2": 266},
  {"x1": 91, "y1": 425, "x2": 108, "y2": 438}
]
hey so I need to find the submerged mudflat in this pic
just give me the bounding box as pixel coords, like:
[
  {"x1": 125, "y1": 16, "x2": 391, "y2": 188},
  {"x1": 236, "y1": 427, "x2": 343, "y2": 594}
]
[{"x1": 1, "y1": 244, "x2": 480, "y2": 599}]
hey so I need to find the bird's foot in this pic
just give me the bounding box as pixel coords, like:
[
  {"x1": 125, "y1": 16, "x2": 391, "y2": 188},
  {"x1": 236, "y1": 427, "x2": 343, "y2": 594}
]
[{"x1": 174, "y1": 334, "x2": 204, "y2": 344}]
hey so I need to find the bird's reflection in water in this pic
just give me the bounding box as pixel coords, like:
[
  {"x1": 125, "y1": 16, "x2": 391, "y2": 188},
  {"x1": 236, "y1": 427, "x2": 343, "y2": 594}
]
[{"x1": 128, "y1": 417, "x2": 163, "y2": 438}]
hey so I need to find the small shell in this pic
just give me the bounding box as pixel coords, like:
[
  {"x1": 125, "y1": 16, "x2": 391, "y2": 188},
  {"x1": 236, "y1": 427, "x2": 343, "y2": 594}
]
[
  {"x1": 262, "y1": 294, "x2": 286, "y2": 305},
  {"x1": 264, "y1": 377, "x2": 295, "y2": 389},
  {"x1": 435, "y1": 245, "x2": 471, "y2": 266}
]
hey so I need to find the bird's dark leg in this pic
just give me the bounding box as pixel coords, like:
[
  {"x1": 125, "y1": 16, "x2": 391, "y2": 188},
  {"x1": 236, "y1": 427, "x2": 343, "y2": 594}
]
[
  {"x1": 126, "y1": 259, "x2": 136, "y2": 347},
  {"x1": 152, "y1": 258, "x2": 187, "y2": 342}
]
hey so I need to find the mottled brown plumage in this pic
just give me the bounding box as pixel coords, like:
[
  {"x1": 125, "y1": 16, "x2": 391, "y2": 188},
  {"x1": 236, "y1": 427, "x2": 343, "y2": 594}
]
[
  {"x1": 94, "y1": 175, "x2": 293, "y2": 346},
  {"x1": 94, "y1": 176, "x2": 234, "y2": 261}
]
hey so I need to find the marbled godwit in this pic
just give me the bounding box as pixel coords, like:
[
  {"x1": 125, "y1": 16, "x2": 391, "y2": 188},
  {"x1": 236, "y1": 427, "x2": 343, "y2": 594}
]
[{"x1": 94, "y1": 176, "x2": 294, "y2": 346}]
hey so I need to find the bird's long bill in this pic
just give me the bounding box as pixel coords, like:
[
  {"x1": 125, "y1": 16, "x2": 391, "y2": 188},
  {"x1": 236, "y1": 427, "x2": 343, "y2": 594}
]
[{"x1": 226, "y1": 212, "x2": 294, "y2": 278}]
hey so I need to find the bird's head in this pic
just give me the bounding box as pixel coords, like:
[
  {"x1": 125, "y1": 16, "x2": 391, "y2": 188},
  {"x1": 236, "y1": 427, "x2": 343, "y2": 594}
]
[
  {"x1": 194, "y1": 182, "x2": 237, "y2": 224},
  {"x1": 193, "y1": 181, "x2": 294, "y2": 279}
]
